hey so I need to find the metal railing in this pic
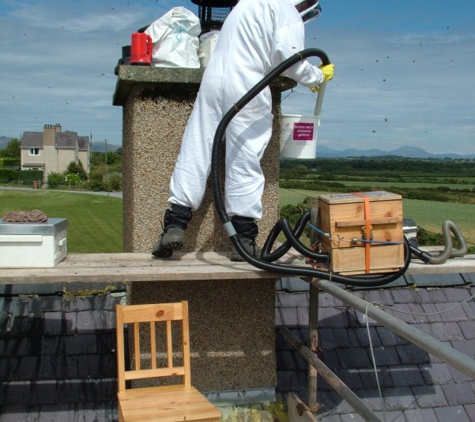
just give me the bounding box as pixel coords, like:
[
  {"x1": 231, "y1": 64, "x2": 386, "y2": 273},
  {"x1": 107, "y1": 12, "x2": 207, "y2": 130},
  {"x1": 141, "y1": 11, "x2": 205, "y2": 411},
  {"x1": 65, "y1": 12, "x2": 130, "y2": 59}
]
[{"x1": 280, "y1": 277, "x2": 475, "y2": 422}]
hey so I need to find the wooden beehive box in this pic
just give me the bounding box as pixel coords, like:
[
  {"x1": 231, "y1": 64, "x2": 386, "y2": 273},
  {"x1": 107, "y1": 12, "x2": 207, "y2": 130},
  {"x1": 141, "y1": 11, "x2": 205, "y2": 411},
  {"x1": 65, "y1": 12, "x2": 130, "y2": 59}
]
[{"x1": 317, "y1": 191, "x2": 404, "y2": 275}]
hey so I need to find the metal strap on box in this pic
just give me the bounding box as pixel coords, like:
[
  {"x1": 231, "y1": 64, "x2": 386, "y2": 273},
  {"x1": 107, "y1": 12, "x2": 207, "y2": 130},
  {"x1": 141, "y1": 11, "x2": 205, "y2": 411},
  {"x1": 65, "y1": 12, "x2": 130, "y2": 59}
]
[{"x1": 351, "y1": 192, "x2": 372, "y2": 273}]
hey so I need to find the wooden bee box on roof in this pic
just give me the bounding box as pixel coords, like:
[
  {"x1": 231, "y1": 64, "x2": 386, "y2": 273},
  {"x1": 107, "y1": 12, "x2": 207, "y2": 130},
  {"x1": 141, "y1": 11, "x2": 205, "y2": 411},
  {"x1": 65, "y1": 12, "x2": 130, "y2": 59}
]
[{"x1": 317, "y1": 191, "x2": 405, "y2": 275}]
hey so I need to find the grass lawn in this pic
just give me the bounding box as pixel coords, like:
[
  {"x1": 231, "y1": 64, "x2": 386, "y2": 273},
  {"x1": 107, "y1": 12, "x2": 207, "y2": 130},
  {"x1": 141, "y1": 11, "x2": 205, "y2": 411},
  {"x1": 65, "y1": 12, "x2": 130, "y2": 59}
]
[
  {"x1": 279, "y1": 187, "x2": 475, "y2": 250},
  {"x1": 0, "y1": 189, "x2": 123, "y2": 253},
  {"x1": 2, "y1": 187, "x2": 473, "y2": 253}
]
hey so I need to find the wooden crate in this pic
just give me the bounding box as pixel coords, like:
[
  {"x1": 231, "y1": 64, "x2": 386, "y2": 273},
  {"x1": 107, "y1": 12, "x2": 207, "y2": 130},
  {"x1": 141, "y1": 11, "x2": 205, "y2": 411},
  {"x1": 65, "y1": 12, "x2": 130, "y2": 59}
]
[{"x1": 317, "y1": 191, "x2": 404, "y2": 275}]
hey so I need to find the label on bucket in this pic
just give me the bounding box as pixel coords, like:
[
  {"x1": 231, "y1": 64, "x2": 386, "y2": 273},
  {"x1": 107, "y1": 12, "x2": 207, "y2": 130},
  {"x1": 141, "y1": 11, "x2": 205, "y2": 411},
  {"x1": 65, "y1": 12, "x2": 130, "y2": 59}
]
[{"x1": 293, "y1": 122, "x2": 314, "y2": 141}]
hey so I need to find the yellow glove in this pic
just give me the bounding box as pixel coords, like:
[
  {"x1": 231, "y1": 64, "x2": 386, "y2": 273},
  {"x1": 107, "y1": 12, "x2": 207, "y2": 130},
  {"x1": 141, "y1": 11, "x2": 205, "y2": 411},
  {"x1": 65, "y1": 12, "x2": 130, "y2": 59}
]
[
  {"x1": 319, "y1": 63, "x2": 335, "y2": 82},
  {"x1": 310, "y1": 63, "x2": 334, "y2": 93}
]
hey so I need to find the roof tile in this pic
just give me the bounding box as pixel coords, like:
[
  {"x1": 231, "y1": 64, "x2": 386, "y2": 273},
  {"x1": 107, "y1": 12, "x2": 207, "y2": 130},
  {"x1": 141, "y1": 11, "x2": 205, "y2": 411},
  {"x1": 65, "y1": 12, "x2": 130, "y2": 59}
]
[
  {"x1": 412, "y1": 385, "x2": 447, "y2": 409},
  {"x1": 441, "y1": 382, "x2": 475, "y2": 406},
  {"x1": 403, "y1": 407, "x2": 438, "y2": 422},
  {"x1": 433, "y1": 405, "x2": 471, "y2": 421}
]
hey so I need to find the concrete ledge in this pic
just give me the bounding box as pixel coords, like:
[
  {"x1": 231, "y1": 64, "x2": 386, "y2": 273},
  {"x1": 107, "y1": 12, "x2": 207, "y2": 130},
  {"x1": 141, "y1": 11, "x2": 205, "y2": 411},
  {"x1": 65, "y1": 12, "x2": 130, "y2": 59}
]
[{"x1": 0, "y1": 252, "x2": 474, "y2": 285}]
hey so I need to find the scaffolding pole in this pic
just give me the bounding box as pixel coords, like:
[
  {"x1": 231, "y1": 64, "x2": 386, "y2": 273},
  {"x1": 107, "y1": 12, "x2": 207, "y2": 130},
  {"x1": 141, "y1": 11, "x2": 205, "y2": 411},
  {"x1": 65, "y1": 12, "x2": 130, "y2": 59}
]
[
  {"x1": 311, "y1": 278, "x2": 475, "y2": 380},
  {"x1": 280, "y1": 326, "x2": 382, "y2": 422}
]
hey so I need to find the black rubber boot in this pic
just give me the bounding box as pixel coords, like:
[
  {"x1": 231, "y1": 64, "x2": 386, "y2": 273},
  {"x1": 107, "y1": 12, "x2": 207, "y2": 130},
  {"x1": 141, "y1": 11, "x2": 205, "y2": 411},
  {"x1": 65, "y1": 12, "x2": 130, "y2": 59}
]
[
  {"x1": 152, "y1": 204, "x2": 192, "y2": 258},
  {"x1": 229, "y1": 216, "x2": 261, "y2": 262}
]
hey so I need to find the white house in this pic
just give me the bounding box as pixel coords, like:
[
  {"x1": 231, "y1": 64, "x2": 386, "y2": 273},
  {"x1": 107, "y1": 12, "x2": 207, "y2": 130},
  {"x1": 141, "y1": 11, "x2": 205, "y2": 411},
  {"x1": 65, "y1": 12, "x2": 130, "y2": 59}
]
[{"x1": 20, "y1": 124, "x2": 90, "y2": 182}]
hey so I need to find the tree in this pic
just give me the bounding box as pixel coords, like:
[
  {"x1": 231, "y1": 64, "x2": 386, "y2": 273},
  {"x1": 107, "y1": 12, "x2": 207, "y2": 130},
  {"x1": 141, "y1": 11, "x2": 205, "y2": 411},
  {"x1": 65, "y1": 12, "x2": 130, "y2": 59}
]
[{"x1": 0, "y1": 138, "x2": 21, "y2": 159}]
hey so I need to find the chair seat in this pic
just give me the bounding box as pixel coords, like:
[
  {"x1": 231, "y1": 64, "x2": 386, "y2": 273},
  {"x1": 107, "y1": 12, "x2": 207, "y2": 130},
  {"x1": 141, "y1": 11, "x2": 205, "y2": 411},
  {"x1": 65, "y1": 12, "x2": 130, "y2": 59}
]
[{"x1": 118, "y1": 385, "x2": 221, "y2": 422}]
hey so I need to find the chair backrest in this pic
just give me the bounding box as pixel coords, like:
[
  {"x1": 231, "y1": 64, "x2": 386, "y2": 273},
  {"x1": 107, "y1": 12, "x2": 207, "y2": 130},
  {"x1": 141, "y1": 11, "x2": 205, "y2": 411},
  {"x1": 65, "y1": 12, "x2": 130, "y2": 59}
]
[{"x1": 116, "y1": 301, "x2": 191, "y2": 393}]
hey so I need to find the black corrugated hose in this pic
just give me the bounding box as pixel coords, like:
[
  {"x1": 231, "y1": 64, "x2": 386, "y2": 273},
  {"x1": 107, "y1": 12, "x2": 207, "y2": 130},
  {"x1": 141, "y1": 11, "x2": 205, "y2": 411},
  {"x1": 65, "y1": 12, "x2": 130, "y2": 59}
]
[{"x1": 211, "y1": 48, "x2": 411, "y2": 287}]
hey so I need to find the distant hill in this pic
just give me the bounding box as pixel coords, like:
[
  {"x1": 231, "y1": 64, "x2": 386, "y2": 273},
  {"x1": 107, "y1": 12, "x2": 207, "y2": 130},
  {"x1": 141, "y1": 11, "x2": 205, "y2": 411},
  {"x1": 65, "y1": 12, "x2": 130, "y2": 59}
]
[
  {"x1": 0, "y1": 136, "x2": 13, "y2": 149},
  {"x1": 90, "y1": 142, "x2": 121, "y2": 153},
  {"x1": 1, "y1": 135, "x2": 472, "y2": 158},
  {"x1": 317, "y1": 145, "x2": 475, "y2": 159}
]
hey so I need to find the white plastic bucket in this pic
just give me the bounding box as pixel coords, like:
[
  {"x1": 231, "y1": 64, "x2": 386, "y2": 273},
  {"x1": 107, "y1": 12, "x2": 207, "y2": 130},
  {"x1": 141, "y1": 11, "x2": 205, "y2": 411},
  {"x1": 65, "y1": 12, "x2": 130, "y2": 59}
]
[{"x1": 280, "y1": 114, "x2": 320, "y2": 159}]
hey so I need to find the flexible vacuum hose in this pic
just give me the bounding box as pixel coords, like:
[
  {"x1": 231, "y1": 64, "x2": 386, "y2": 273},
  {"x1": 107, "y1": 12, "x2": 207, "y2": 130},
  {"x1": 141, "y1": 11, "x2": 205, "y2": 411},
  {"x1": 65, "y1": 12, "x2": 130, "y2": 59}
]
[
  {"x1": 211, "y1": 48, "x2": 411, "y2": 287},
  {"x1": 409, "y1": 220, "x2": 467, "y2": 264}
]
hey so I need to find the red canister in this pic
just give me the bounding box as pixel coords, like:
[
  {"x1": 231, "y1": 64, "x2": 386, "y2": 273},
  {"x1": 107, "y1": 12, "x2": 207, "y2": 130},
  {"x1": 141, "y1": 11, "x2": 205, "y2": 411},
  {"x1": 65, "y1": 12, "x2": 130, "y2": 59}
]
[{"x1": 130, "y1": 32, "x2": 153, "y2": 66}]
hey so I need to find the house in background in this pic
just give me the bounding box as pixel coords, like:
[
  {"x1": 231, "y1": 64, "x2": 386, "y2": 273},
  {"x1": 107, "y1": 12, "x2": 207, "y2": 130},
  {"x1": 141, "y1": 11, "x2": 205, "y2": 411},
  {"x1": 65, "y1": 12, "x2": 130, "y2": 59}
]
[{"x1": 20, "y1": 124, "x2": 90, "y2": 183}]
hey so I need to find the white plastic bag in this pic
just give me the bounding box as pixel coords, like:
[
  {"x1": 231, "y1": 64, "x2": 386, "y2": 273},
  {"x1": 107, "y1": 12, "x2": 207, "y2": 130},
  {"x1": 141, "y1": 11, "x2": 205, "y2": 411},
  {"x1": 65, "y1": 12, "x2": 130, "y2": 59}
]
[{"x1": 145, "y1": 7, "x2": 201, "y2": 68}]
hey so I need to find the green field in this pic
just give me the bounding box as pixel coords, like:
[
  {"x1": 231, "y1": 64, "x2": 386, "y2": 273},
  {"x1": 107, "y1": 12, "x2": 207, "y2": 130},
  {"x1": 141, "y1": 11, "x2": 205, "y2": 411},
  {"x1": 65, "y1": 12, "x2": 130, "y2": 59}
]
[
  {"x1": 0, "y1": 189, "x2": 123, "y2": 253},
  {"x1": 279, "y1": 187, "x2": 475, "y2": 249},
  {"x1": 1, "y1": 188, "x2": 473, "y2": 253}
]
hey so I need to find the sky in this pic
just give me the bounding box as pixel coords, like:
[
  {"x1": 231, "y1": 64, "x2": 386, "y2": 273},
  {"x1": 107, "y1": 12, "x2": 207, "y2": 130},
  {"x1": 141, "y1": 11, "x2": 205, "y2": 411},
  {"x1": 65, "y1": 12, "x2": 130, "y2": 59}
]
[{"x1": 0, "y1": 0, "x2": 474, "y2": 154}]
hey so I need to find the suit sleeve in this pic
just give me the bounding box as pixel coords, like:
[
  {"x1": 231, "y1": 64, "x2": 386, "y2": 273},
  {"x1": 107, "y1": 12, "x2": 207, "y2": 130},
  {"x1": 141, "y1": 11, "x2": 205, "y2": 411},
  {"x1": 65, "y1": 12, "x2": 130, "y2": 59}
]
[{"x1": 271, "y1": 21, "x2": 324, "y2": 87}]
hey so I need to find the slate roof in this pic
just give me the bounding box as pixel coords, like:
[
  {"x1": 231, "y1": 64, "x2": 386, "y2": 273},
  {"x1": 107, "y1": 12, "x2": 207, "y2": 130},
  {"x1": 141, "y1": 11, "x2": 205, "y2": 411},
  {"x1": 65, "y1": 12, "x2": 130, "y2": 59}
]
[
  {"x1": 275, "y1": 273, "x2": 475, "y2": 422},
  {"x1": 1, "y1": 273, "x2": 474, "y2": 421},
  {"x1": 78, "y1": 136, "x2": 90, "y2": 151},
  {"x1": 19, "y1": 130, "x2": 89, "y2": 150},
  {"x1": 55, "y1": 132, "x2": 78, "y2": 149},
  {"x1": 20, "y1": 132, "x2": 43, "y2": 148},
  {"x1": 0, "y1": 282, "x2": 124, "y2": 421}
]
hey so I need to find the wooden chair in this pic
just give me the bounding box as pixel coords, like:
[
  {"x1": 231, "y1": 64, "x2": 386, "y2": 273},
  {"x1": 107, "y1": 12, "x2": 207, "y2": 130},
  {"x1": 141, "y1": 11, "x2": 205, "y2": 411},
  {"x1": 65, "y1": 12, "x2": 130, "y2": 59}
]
[{"x1": 116, "y1": 301, "x2": 221, "y2": 422}]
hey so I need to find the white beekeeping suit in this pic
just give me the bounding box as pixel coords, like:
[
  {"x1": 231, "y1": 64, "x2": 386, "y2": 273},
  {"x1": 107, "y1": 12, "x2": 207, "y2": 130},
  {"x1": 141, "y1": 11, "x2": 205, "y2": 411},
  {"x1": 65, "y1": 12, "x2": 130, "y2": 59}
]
[
  {"x1": 153, "y1": 0, "x2": 333, "y2": 260},
  {"x1": 169, "y1": 0, "x2": 324, "y2": 218}
]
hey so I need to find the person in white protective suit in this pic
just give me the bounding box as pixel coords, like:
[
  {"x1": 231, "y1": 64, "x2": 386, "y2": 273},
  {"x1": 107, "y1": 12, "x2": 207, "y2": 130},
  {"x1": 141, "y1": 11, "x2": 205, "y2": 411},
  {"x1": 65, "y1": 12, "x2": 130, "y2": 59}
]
[{"x1": 152, "y1": 0, "x2": 334, "y2": 260}]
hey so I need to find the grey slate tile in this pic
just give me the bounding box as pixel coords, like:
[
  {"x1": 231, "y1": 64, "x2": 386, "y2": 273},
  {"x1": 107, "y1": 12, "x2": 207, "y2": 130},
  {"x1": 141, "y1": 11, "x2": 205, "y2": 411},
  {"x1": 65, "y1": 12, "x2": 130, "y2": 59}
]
[
  {"x1": 0, "y1": 406, "x2": 42, "y2": 422},
  {"x1": 426, "y1": 322, "x2": 465, "y2": 342},
  {"x1": 420, "y1": 303, "x2": 443, "y2": 322},
  {"x1": 396, "y1": 344, "x2": 431, "y2": 365},
  {"x1": 464, "y1": 404, "x2": 475, "y2": 421},
  {"x1": 403, "y1": 408, "x2": 438, "y2": 422},
  {"x1": 360, "y1": 289, "x2": 395, "y2": 306},
  {"x1": 340, "y1": 413, "x2": 365, "y2": 422},
  {"x1": 275, "y1": 306, "x2": 308, "y2": 326},
  {"x1": 382, "y1": 387, "x2": 417, "y2": 411},
  {"x1": 461, "y1": 300, "x2": 475, "y2": 320},
  {"x1": 461, "y1": 273, "x2": 475, "y2": 284},
  {"x1": 0, "y1": 283, "x2": 64, "y2": 296},
  {"x1": 43, "y1": 311, "x2": 77, "y2": 335},
  {"x1": 319, "y1": 292, "x2": 345, "y2": 308},
  {"x1": 336, "y1": 348, "x2": 372, "y2": 369},
  {"x1": 458, "y1": 321, "x2": 475, "y2": 339},
  {"x1": 445, "y1": 287, "x2": 474, "y2": 302},
  {"x1": 412, "y1": 384, "x2": 448, "y2": 408},
  {"x1": 275, "y1": 292, "x2": 308, "y2": 308},
  {"x1": 448, "y1": 364, "x2": 473, "y2": 383},
  {"x1": 319, "y1": 307, "x2": 350, "y2": 328},
  {"x1": 435, "y1": 302, "x2": 469, "y2": 322},
  {"x1": 277, "y1": 277, "x2": 310, "y2": 292},
  {"x1": 419, "y1": 363, "x2": 454, "y2": 385},
  {"x1": 433, "y1": 406, "x2": 470, "y2": 421},
  {"x1": 386, "y1": 303, "x2": 417, "y2": 324},
  {"x1": 319, "y1": 328, "x2": 351, "y2": 348},
  {"x1": 415, "y1": 288, "x2": 448, "y2": 304},
  {"x1": 451, "y1": 339, "x2": 475, "y2": 359},
  {"x1": 406, "y1": 273, "x2": 466, "y2": 287},
  {"x1": 352, "y1": 308, "x2": 380, "y2": 327},
  {"x1": 332, "y1": 368, "x2": 365, "y2": 390},
  {"x1": 441, "y1": 382, "x2": 475, "y2": 406},
  {"x1": 391, "y1": 288, "x2": 422, "y2": 304},
  {"x1": 319, "y1": 349, "x2": 340, "y2": 371},
  {"x1": 355, "y1": 389, "x2": 386, "y2": 411},
  {"x1": 276, "y1": 350, "x2": 303, "y2": 371},
  {"x1": 390, "y1": 365, "x2": 425, "y2": 388},
  {"x1": 357, "y1": 367, "x2": 394, "y2": 390},
  {"x1": 376, "y1": 326, "x2": 409, "y2": 347},
  {"x1": 368, "y1": 346, "x2": 400, "y2": 367},
  {"x1": 374, "y1": 411, "x2": 405, "y2": 421},
  {"x1": 347, "y1": 327, "x2": 382, "y2": 348},
  {"x1": 407, "y1": 303, "x2": 429, "y2": 324},
  {"x1": 276, "y1": 370, "x2": 307, "y2": 393}
]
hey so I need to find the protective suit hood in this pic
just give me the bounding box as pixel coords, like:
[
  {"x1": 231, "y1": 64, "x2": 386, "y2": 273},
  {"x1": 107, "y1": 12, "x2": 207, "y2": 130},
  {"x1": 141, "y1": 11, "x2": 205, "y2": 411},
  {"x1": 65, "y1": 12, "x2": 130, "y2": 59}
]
[{"x1": 293, "y1": 0, "x2": 321, "y2": 23}]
